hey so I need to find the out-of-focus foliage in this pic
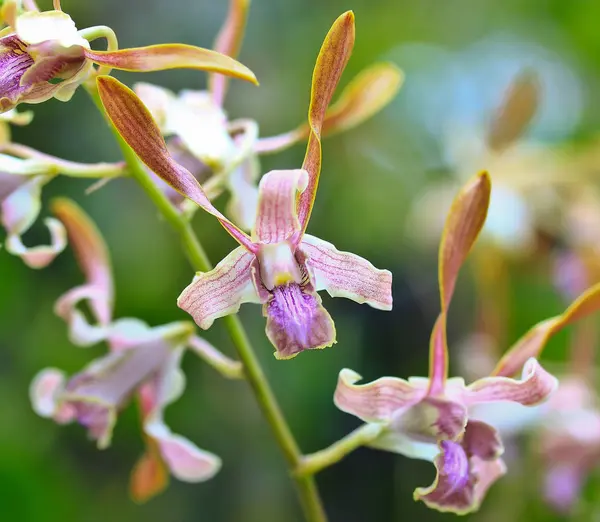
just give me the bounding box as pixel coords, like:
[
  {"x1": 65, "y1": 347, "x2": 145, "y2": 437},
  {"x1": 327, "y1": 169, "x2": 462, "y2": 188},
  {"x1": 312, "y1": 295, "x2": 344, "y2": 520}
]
[{"x1": 3, "y1": 0, "x2": 600, "y2": 521}]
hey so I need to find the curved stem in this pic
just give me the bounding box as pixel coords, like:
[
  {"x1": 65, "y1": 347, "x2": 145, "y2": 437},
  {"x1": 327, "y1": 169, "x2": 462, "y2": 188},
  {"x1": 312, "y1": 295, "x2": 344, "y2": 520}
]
[
  {"x1": 86, "y1": 85, "x2": 327, "y2": 522},
  {"x1": 296, "y1": 424, "x2": 382, "y2": 476}
]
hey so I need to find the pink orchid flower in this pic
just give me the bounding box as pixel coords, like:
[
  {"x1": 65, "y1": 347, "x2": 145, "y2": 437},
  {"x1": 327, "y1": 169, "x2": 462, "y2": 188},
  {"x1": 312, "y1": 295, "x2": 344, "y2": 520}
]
[
  {"x1": 30, "y1": 199, "x2": 241, "y2": 501},
  {"x1": 96, "y1": 12, "x2": 393, "y2": 359},
  {"x1": 132, "y1": 0, "x2": 402, "y2": 230},
  {"x1": 0, "y1": 0, "x2": 256, "y2": 112},
  {"x1": 334, "y1": 172, "x2": 600, "y2": 514}
]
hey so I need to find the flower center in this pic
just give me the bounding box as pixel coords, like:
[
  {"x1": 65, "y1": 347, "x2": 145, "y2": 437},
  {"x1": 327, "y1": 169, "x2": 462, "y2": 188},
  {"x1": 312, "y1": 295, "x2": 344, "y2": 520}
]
[{"x1": 258, "y1": 242, "x2": 303, "y2": 290}]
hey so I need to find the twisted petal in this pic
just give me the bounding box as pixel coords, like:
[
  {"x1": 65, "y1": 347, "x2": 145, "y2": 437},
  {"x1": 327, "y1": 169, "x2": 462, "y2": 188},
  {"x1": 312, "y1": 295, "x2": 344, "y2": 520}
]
[
  {"x1": 301, "y1": 233, "x2": 392, "y2": 309},
  {"x1": 252, "y1": 169, "x2": 307, "y2": 244},
  {"x1": 52, "y1": 198, "x2": 113, "y2": 327},
  {"x1": 493, "y1": 282, "x2": 600, "y2": 377},
  {"x1": 466, "y1": 358, "x2": 557, "y2": 406},
  {"x1": 486, "y1": 70, "x2": 539, "y2": 152},
  {"x1": 85, "y1": 44, "x2": 257, "y2": 84},
  {"x1": 209, "y1": 0, "x2": 250, "y2": 105},
  {"x1": 429, "y1": 172, "x2": 491, "y2": 395},
  {"x1": 96, "y1": 75, "x2": 255, "y2": 252},
  {"x1": 178, "y1": 246, "x2": 259, "y2": 329},
  {"x1": 334, "y1": 369, "x2": 425, "y2": 423},
  {"x1": 264, "y1": 283, "x2": 335, "y2": 359},
  {"x1": 255, "y1": 63, "x2": 403, "y2": 154},
  {"x1": 2, "y1": 175, "x2": 66, "y2": 268},
  {"x1": 297, "y1": 11, "x2": 355, "y2": 233}
]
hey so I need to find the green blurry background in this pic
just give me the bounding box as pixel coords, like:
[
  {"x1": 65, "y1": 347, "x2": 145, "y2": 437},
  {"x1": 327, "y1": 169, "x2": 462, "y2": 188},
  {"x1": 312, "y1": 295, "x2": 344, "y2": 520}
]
[{"x1": 2, "y1": 0, "x2": 600, "y2": 520}]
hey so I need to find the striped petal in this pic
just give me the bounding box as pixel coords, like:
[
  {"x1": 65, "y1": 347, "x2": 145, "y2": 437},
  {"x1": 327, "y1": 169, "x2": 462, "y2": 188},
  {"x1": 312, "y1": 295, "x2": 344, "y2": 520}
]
[
  {"x1": 252, "y1": 169, "x2": 307, "y2": 244},
  {"x1": 466, "y1": 358, "x2": 557, "y2": 406},
  {"x1": 492, "y1": 282, "x2": 600, "y2": 377},
  {"x1": 297, "y1": 11, "x2": 355, "y2": 234},
  {"x1": 428, "y1": 172, "x2": 491, "y2": 395},
  {"x1": 300, "y1": 234, "x2": 392, "y2": 310},
  {"x1": 209, "y1": 0, "x2": 250, "y2": 106},
  {"x1": 178, "y1": 246, "x2": 259, "y2": 329},
  {"x1": 96, "y1": 75, "x2": 255, "y2": 252},
  {"x1": 334, "y1": 368, "x2": 425, "y2": 423},
  {"x1": 85, "y1": 44, "x2": 257, "y2": 84}
]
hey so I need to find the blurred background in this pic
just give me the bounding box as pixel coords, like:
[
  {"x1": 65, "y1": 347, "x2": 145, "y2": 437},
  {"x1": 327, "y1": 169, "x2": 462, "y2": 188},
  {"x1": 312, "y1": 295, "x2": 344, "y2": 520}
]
[{"x1": 3, "y1": 0, "x2": 600, "y2": 520}]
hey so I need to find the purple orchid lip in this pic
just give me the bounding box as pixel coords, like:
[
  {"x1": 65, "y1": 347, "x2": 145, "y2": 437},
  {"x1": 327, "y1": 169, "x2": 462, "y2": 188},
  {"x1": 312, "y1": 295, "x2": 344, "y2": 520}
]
[
  {"x1": 0, "y1": 36, "x2": 35, "y2": 104},
  {"x1": 265, "y1": 282, "x2": 335, "y2": 359}
]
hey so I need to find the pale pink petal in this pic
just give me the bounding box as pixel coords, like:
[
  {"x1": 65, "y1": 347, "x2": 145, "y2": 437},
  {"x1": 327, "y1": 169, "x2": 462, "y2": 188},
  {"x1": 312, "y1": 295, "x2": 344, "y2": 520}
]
[
  {"x1": 252, "y1": 169, "x2": 307, "y2": 244},
  {"x1": 178, "y1": 246, "x2": 259, "y2": 329},
  {"x1": 96, "y1": 76, "x2": 256, "y2": 252},
  {"x1": 225, "y1": 155, "x2": 259, "y2": 232},
  {"x1": 466, "y1": 358, "x2": 558, "y2": 406},
  {"x1": 334, "y1": 368, "x2": 426, "y2": 423},
  {"x1": 30, "y1": 367, "x2": 75, "y2": 422},
  {"x1": 6, "y1": 216, "x2": 66, "y2": 268},
  {"x1": 300, "y1": 234, "x2": 392, "y2": 309},
  {"x1": 145, "y1": 421, "x2": 221, "y2": 482}
]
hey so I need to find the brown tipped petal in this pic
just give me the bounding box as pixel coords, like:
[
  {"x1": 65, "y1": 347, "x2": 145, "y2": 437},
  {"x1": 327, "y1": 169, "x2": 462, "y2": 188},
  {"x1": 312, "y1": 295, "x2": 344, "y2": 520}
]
[
  {"x1": 85, "y1": 44, "x2": 257, "y2": 84},
  {"x1": 96, "y1": 75, "x2": 255, "y2": 251}
]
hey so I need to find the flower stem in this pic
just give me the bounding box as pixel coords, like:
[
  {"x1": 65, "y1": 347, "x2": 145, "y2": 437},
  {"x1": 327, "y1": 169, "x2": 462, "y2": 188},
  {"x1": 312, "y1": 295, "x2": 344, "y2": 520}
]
[
  {"x1": 296, "y1": 424, "x2": 383, "y2": 476},
  {"x1": 86, "y1": 85, "x2": 327, "y2": 522}
]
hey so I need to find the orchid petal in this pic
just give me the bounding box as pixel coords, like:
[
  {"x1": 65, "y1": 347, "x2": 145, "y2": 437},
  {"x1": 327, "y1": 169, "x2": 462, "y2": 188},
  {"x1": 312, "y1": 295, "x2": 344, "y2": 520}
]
[
  {"x1": 178, "y1": 246, "x2": 259, "y2": 329},
  {"x1": 486, "y1": 70, "x2": 539, "y2": 152},
  {"x1": 16, "y1": 11, "x2": 87, "y2": 47},
  {"x1": 145, "y1": 421, "x2": 222, "y2": 482},
  {"x1": 96, "y1": 75, "x2": 255, "y2": 252},
  {"x1": 265, "y1": 284, "x2": 336, "y2": 360},
  {"x1": 334, "y1": 368, "x2": 426, "y2": 423},
  {"x1": 254, "y1": 63, "x2": 402, "y2": 154},
  {"x1": 209, "y1": 0, "x2": 250, "y2": 105},
  {"x1": 252, "y1": 169, "x2": 307, "y2": 244},
  {"x1": 395, "y1": 396, "x2": 468, "y2": 441},
  {"x1": 6, "y1": 216, "x2": 66, "y2": 268},
  {"x1": 226, "y1": 156, "x2": 260, "y2": 231},
  {"x1": 297, "y1": 11, "x2": 355, "y2": 233},
  {"x1": 429, "y1": 172, "x2": 491, "y2": 395},
  {"x1": 132, "y1": 82, "x2": 173, "y2": 128},
  {"x1": 544, "y1": 464, "x2": 584, "y2": 513},
  {"x1": 85, "y1": 44, "x2": 257, "y2": 84},
  {"x1": 492, "y1": 282, "x2": 600, "y2": 377},
  {"x1": 130, "y1": 446, "x2": 169, "y2": 503},
  {"x1": 52, "y1": 198, "x2": 113, "y2": 325},
  {"x1": 300, "y1": 234, "x2": 392, "y2": 310},
  {"x1": 30, "y1": 367, "x2": 72, "y2": 420},
  {"x1": 0, "y1": 171, "x2": 28, "y2": 200},
  {"x1": 467, "y1": 358, "x2": 557, "y2": 406}
]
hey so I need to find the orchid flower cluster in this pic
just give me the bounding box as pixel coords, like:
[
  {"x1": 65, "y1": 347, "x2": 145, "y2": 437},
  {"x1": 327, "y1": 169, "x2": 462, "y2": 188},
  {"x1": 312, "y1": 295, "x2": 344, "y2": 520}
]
[{"x1": 2, "y1": 0, "x2": 600, "y2": 519}]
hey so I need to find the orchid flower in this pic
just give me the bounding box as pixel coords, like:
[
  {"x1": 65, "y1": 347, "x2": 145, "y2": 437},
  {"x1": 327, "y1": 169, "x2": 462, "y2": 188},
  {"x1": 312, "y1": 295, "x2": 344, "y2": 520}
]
[
  {"x1": 0, "y1": 0, "x2": 256, "y2": 112},
  {"x1": 0, "y1": 113, "x2": 125, "y2": 267},
  {"x1": 333, "y1": 172, "x2": 600, "y2": 514},
  {"x1": 96, "y1": 12, "x2": 393, "y2": 359},
  {"x1": 132, "y1": 0, "x2": 402, "y2": 230},
  {"x1": 30, "y1": 199, "x2": 242, "y2": 501}
]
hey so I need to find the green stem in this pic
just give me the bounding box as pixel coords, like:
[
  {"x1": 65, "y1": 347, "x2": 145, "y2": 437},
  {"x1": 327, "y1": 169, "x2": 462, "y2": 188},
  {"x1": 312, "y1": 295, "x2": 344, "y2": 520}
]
[
  {"x1": 86, "y1": 85, "x2": 327, "y2": 522},
  {"x1": 296, "y1": 424, "x2": 383, "y2": 476}
]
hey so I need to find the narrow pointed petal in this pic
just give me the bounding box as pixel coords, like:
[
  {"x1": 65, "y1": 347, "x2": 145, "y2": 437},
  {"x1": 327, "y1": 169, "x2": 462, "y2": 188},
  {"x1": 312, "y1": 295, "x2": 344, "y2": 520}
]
[
  {"x1": 467, "y1": 358, "x2": 557, "y2": 406},
  {"x1": 486, "y1": 70, "x2": 539, "y2": 152},
  {"x1": 252, "y1": 169, "x2": 307, "y2": 244},
  {"x1": 493, "y1": 282, "x2": 600, "y2": 377},
  {"x1": 96, "y1": 75, "x2": 256, "y2": 252},
  {"x1": 52, "y1": 198, "x2": 113, "y2": 324},
  {"x1": 209, "y1": 0, "x2": 250, "y2": 105},
  {"x1": 429, "y1": 172, "x2": 491, "y2": 393},
  {"x1": 319, "y1": 63, "x2": 403, "y2": 136},
  {"x1": 85, "y1": 44, "x2": 257, "y2": 84},
  {"x1": 178, "y1": 246, "x2": 259, "y2": 329},
  {"x1": 300, "y1": 234, "x2": 392, "y2": 309},
  {"x1": 297, "y1": 11, "x2": 355, "y2": 233},
  {"x1": 334, "y1": 368, "x2": 425, "y2": 423},
  {"x1": 130, "y1": 448, "x2": 169, "y2": 503},
  {"x1": 265, "y1": 283, "x2": 336, "y2": 359},
  {"x1": 145, "y1": 421, "x2": 222, "y2": 482}
]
